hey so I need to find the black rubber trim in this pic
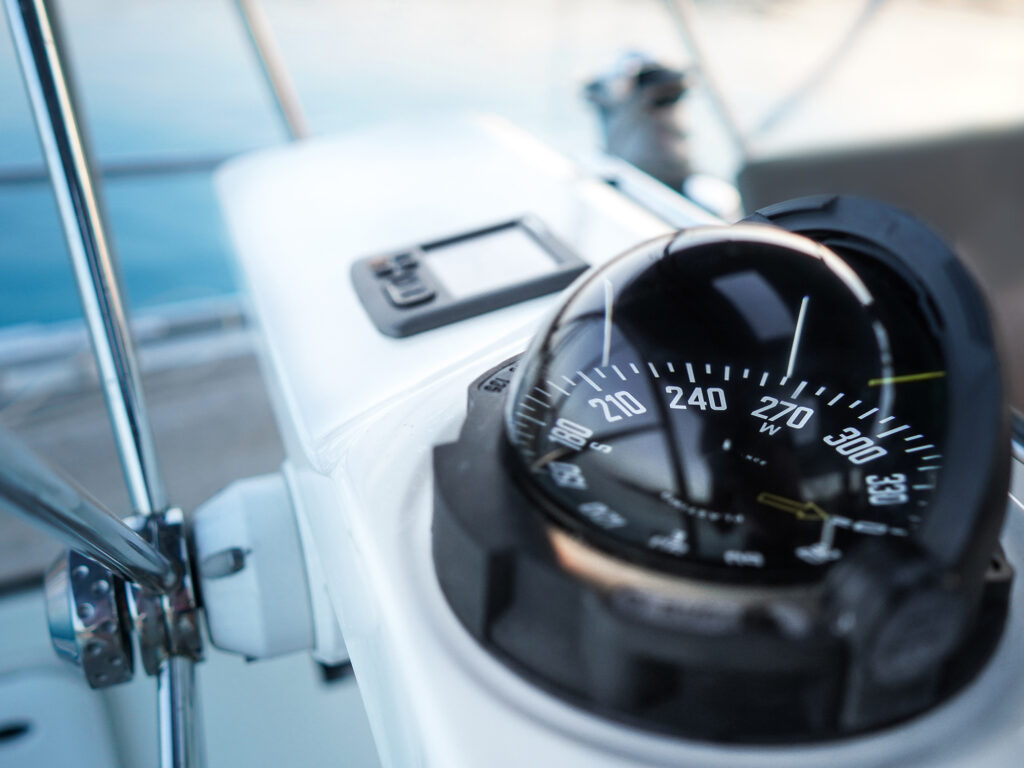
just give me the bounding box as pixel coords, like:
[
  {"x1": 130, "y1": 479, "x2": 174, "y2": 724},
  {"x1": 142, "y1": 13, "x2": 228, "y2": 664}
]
[
  {"x1": 433, "y1": 356, "x2": 1011, "y2": 743},
  {"x1": 351, "y1": 215, "x2": 588, "y2": 338}
]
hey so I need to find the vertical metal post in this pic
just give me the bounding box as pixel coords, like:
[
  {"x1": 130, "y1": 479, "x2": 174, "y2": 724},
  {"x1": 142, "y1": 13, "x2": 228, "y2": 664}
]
[
  {"x1": 235, "y1": 0, "x2": 310, "y2": 141},
  {"x1": 3, "y1": 2, "x2": 200, "y2": 766},
  {"x1": 160, "y1": 657, "x2": 201, "y2": 768},
  {"x1": 3, "y1": 0, "x2": 166, "y2": 517}
]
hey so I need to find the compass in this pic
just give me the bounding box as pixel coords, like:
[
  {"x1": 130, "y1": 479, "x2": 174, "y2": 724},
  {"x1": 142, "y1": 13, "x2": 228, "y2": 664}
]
[
  {"x1": 433, "y1": 195, "x2": 1012, "y2": 742},
  {"x1": 505, "y1": 223, "x2": 948, "y2": 581}
]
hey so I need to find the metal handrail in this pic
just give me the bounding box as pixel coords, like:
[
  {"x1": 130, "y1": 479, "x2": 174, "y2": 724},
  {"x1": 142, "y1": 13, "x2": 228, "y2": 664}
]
[
  {"x1": 5, "y1": 0, "x2": 167, "y2": 517},
  {"x1": 3, "y1": 1, "x2": 199, "y2": 766},
  {"x1": 236, "y1": 0, "x2": 310, "y2": 141},
  {"x1": 0, "y1": 153, "x2": 233, "y2": 184},
  {"x1": 0, "y1": 428, "x2": 178, "y2": 593}
]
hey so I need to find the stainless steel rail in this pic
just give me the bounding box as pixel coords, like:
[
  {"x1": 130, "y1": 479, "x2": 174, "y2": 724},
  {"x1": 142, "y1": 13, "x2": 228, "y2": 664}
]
[
  {"x1": 235, "y1": 0, "x2": 310, "y2": 141},
  {"x1": 0, "y1": 428, "x2": 178, "y2": 593},
  {"x1": 3, "y1": 2, "x2": 200, "y2": 766},
  {"x1": 0, "y1": 153, "x2": 233, "y2": 184},
  {"x1": 160, "y1": 657, "x2": 201, "y2": 768},
  {"x1": 4, "y1": 0, "x2": 167, "y2": 517}
]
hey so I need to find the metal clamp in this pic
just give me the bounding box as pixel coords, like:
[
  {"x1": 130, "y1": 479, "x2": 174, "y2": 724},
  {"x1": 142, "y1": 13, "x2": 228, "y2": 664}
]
[
  {"x1": 42, "y1": 508, "x2": 202, "y2": 688},
  {"x1": 3, "y1": 1, "x2": 209, "y2": 764},
  {"x1": 46, "y1": 551, "x2": 134, "y2": 688},
  {"x1": 128, "y1": 509, "x2": 203, "y2": 676}
]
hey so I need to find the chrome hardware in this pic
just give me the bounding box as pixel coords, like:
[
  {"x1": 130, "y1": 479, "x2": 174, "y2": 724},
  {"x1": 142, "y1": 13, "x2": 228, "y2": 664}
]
[
  {"x1": 127, "y1": 509, "x2": 203, "y2": 677},
  {"x1": 0, "y1": 428, "x2": 178, "y2": 594},
  {"x1": 3, "y1": 1, "x2": 203, "y2": 764},
  {"x1": 45, "y1": 551, "x2": 134, "y2": 688}
]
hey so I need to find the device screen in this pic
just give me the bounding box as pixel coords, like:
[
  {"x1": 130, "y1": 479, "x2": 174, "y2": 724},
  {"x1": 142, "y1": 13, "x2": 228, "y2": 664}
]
[{"x1": 424, "y1": 225, "x2": 559, "y2": 299}]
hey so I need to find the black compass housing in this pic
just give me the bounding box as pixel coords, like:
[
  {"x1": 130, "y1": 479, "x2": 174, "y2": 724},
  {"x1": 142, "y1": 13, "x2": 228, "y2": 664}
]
[{"x1": 432, "y1": 196, "x2": 1013, "y2": 742}]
